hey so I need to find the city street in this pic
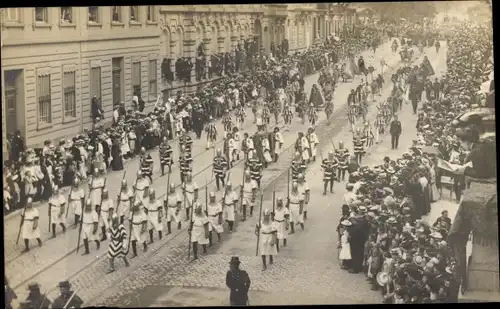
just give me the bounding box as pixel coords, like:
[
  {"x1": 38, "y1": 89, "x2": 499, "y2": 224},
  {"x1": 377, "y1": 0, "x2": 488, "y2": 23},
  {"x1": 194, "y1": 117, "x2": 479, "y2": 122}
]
[
  {"x1": 88, "y1": 42, "x2": 453, "y2": 306},
  {"x1": 9, "y1": 40, "x2": 408, "y2": 303}
]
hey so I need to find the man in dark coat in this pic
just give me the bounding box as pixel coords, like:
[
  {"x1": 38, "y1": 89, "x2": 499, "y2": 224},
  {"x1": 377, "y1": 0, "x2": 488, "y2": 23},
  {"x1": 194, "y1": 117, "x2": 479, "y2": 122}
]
[
  {"x1": 52, "y1": 281, "x2": 83, "y2": 309},
  {"x1": 10, "y1": 130, "x2": 25, "y2": 163},
  {"x1": 91, "y1": 96, "x2": 104, "y2": 122},
  {"x1": 226, "y1": 257, "x2": 251, "y2": 306},
  {"x1": 390, "y1": 115, "x2": 402, "y2": 150},
  {"x1": 25, "y1": 283, "x2": 51, "y2": 309},
  {"x1": 348, "y1": 209, "x2": 370, "y2": 274},
  {"x1": 192, "y1": 106, "x2": 204, "y2": 139},
  {"x1": 358, "y1": 56, "x2": 366, "y2": 75}
]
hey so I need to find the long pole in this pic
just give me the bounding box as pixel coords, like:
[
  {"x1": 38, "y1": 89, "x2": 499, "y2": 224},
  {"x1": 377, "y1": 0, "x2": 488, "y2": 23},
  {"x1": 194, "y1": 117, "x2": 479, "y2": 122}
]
[
  {"x1": 255, "y1": 192, "x2": 264, "y2": 256},
  {"x1": 187, "y1": 181, "x2": 194, "y2": 259},
  {"x1": 77, "y1": 176, "x2": 94, "y2": 253},
  {"x1": 16, "y1": 199, "x2": 29, "y2": 245},
  {"x1": 114, "y1": 169, "x2": 128, "y2": 218},
  {"x1": 65, "y1": 185, "x2": 74, "y2": 218},
  {"x1": 62, "y1": 287, "x2": 81, "y2": 309}
]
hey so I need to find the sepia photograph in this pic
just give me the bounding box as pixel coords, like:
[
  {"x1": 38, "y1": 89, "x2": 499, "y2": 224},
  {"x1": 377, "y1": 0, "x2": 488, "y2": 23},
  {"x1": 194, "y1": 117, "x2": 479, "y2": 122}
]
[{"x1": 1, "y1": 2, "x2": 496, "y2": 307}]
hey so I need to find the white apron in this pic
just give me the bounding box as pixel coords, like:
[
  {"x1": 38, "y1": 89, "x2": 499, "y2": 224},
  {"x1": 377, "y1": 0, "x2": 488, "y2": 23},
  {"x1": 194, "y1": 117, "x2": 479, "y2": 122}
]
[
  {"x1": 288, "y1": 194, "x2": 304, "y2": 224},
  {"x1": 223, "y1": 191, "x2": 238, "y2": 222},
  {"x1": 259, "y1": 221, "x2": 278, "y2": 256},
  {"x1": 22, "y1": 208, "x2": 41, "y2": 239},
  {"x1": 165, "y1": 193, "x2": 181, "y2": 223},
  {"x1": 273, "y1": 206, "x2": 289, "y2": 240},
  {"x1": 69, "y1": 188, "x2": 84, "y2": 217},
  {"x1": 339, "y1": 231, "x2": 352, "y2": 260},
  {"x1": 191, "y1": 216, "x2": 209, "y2": 245},
  {"x1": 82, "y1": 210, "x2": 99, "y2": 241},
  {"x1": 130, "y1": 211, "x2": 146, "y2": 242},
  {"x1": 207, "y1": 203, "x2": 224, "y2": 233},
  {"x1": 147, "y1": 200, "x2": 163, "y2": 231},
  {"x1": 49, "y1": 194, "x2": 67, "y2": 224}
]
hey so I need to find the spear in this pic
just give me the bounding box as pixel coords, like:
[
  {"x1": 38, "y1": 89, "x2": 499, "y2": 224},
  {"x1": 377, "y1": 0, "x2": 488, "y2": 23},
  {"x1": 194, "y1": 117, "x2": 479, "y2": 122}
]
[
  {"x1": 65, "y1": 184, "x2": 74, "y2": 219},
  {"x1": 62, "y1": 287, "x2": 81, "y2": 309},
  {"x1": 255, "y1": 192, "x2": 264, "y2": 256},
  {"x1": 115, "y1": 169, "x2": 128, "y2": 219},
  {"x1": 16, "y1": 201, "x2": 29, "y2": 245},
  {"x1": 187, "y1": 179, "x2": 194, "y2": 259}
]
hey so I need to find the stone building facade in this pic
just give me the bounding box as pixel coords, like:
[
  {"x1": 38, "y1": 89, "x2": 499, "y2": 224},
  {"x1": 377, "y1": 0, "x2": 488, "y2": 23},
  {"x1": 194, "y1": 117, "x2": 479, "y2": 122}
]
[{"x1": 1, "y1": 5, "x2": 356, "y2": 152}]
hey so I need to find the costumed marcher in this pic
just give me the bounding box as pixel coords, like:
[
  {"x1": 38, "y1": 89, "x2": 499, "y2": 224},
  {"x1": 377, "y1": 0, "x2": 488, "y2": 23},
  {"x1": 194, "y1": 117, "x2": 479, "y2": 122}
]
[
  {"x1": 213, "y1": 149, "x2": 228, "y2": 191},
  {"x1": 273, "y1": 127, "x2": 284, "y2": 163},
  {"x1": 146, "y1": 188, "x2": 163, "y2": 244},
  {"x1": 80, "y1": 199, "x2": 100, "y2": 255},
  {"x1": 336, "y1": 141, "x2": 350, "y2": 181},
  {"x1": 159, "y1": 136, "x2": 173, "y2": 175},
  {"x1": 182, "y1": 172, "x2": 199, "y2": 221},
  {"x1": 21, "y1": 197, "x2": 42, "y2": 252},
  {"x1": 98, "y1": 188, "x2": 114, "y2": 241},
  {"x1": 255, "y1": 209, "x2": 278, "y2": 271},
  {"x1": 321, "y1": 151, "x2": 338, "y2": 195},
  {"x1": 291, "y1": 152, "x2": 307, "y2": 182},
  {"x1": 48, "y1": 185, "x2": 67, "y2": 238},
  {"x1": 248, "y1": 152, "x2": 263, "y2": 189},
  {"x1": 287, "y1": 181, "x2": 304, "y2": 233},
  {"x1": 129, "y1": 202, "x2": 148, "y2": 258},
  {"x1": 307, "y1": 127, "x2": 319, "y2": 162},
  {"x1": 117, "y1": 179, "x2": 134, "y2": 225},
  {"x1": 222, "y1": 181, "x2": 239, "y2": 234},
  {"x1": 188, "y1": 202, "x2": 210, "y2": 260},
  {"x1": 164, "y1": 183, "x2": 182, "y2": 234},
  {"x1": 106, "y1": 214, "x2": 129, "y2": 273},
  {"x1": 272, "y1": 196, "x2": 290, "y2": 249},
  {"x1": 240, "y1": 170, "x2": 257, "y2": 221},
  {"x1": 207, "y1": 192, "x2": 224, "y2": 245},
  {"x1": 24, "y1": 283, "x2": 51, "y2": 309},
  {"x1": 296, "y1": 173, "x2": 310, "y2": 220}
]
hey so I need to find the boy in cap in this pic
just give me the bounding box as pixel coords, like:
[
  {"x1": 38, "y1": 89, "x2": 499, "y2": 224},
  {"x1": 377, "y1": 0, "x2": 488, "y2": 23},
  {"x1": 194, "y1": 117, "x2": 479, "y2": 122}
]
[{"x1": 52, "y1": 281, "x2": 83, "y2": 308}]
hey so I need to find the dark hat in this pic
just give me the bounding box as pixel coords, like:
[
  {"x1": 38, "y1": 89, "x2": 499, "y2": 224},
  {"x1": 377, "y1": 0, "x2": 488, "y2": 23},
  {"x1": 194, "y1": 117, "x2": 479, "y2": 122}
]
[
  {"x1": 58, "y1": 280, "x2": 71, "y2": 288},
  {"x1": 28, "y1": 283, "x2": 40, "y2": 291},
  {"x1": 230, "y1": 256, "x2": 241, "y2": 265}
]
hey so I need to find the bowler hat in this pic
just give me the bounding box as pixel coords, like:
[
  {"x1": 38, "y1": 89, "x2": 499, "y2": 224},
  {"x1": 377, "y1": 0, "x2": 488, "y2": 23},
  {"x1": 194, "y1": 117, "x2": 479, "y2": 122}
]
[
  {"x1": 230, "y1": 256, "x2": 241, "y2": 265},
  {"x1": 28, "y1": 283, "x2": 40, "y2": 291},
  {"x1": 58, "y1": 280, "x2": 71, "y2": 288}
]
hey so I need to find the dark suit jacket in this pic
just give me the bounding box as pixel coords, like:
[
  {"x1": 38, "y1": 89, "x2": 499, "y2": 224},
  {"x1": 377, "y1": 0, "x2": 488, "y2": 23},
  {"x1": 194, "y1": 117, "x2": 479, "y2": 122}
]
[{"x1": 226, "y1": 269, "x2": 251, "y2": 304}]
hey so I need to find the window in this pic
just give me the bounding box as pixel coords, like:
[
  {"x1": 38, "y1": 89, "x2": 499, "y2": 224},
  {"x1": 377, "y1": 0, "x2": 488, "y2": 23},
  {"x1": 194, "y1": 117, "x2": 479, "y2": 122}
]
[
  {"x1": 147, "y1": 6, "x2": 155, "y2": 22},
  {"x1": 63, "y1": 72, "x2": 76, "y2": 118},
  {"x1": 37, "y1": 75, "x2": 52, "y2": 125},
  {"x1": 35, "y1": 7, "x2": 48, "y2": 23},
  {"x1": 112, "y1": 58, "x2": 124, "y2": 104},
  {"x1": 90, "y1": 67, "x2": 102, "y2": 101},
  {"x1": 149, "y1": 60, "x2": 157, "y2": 98},
  {"x1": 130, "y1": 6, "x2": 138, "y2": 21},
  {"x1": 60, "y1": 7, "x2": 73, "y2": 23},
  {"x1": 5, "y1": 8, "x2": 20, "y2": 22},
  {"x1": 88, "y1": 6, "x2": 99, "y2": 23},
  {"x1": 112, "y1": 6, "x2": 121, "y2": 22},
  {"x1": 132, "y1": 62, "x2": 141, "y2": 97}
]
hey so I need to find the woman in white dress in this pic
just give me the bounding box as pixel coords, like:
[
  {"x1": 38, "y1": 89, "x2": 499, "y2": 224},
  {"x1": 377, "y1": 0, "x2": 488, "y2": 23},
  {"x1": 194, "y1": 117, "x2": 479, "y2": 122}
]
[
  {"x1": 189, "y1": 203, "x2": 210, "y2": 260},
  {"x1": 21, "y1": 197, "x2": 42, "y2": 252},
  {"x1": 256, "y1": 209, "x2": 278, "y2": 271},
  {"x1": 338, "y1": 220, "x2": 352, "y2": 269}
]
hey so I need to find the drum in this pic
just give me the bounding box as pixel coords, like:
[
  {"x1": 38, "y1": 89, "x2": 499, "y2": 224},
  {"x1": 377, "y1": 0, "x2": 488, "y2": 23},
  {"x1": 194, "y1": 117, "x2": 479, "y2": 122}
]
[{"x1": 263, "y1": 150, "x2": 273, "y2": 163}]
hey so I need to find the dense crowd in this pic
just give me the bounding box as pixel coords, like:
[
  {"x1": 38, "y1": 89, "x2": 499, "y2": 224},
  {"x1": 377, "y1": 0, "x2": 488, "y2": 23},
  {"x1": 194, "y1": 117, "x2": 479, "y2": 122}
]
[
  {"x1": 3, "y1": 23, "x2": 392, "y2": 216},
  {"x1": 336, "y1": 21, "x2": 494, "y2": 304}
]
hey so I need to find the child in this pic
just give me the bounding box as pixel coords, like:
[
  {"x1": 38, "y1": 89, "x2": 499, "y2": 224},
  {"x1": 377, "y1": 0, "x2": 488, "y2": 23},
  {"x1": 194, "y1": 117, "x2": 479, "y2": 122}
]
[{"x1": 338, "y1": 220, "x2": 352, "y2": 270}]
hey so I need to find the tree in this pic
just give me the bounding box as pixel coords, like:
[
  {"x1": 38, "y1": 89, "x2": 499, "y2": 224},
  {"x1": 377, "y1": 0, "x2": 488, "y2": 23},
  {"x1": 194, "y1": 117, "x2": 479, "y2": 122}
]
[{"x1": 361, "y1": 2, "x2": 437, "y2": 23}]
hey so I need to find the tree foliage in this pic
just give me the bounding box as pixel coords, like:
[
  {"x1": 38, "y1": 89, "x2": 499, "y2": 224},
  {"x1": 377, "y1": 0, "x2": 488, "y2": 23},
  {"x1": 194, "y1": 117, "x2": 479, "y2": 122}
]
[{"x1": 362, "y1": 2, "x2": 437, "y2": 23}]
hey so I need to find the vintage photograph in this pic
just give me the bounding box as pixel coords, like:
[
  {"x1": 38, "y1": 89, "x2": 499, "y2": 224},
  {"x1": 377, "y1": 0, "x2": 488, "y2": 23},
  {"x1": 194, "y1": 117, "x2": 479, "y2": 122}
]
[{"x1": 2, "y1": 2, "x2": 496, "y2": 307}]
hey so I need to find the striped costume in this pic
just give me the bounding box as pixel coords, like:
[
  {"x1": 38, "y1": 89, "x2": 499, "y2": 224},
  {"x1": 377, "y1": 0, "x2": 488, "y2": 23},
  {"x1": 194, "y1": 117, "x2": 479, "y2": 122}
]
[
  {"x1": 159, "y1": 142, "x2": 173, "y2": 167},
  {"x1": 353, "y1": 137, "x2": 365, "y2": 155},
  {"x1": 222, "y1": 115, "x2": 233, "y2": 132},
  {"x1": 140, "y1": 156, "x2": 153, "y2": 182},
  {"x1": 321, "y1": 158, "x2": 338, "y2": 182},
  {"x1": 107, "y1": 224, "x2": 127, "y2": 259},
  {"x1": 179, "y1": 136, "x2": 193, "y2": 159},
  {"x1": 248, "y1": 159, "x2": 263, "y2": 188},
  {"x1": 291, "y1": 159, "x2": 307, "y2": 181},
  {"x1": 179, "y1": 156, "x2": 192, "y2": 183},
  {"x1": 213, "y1": 156, "x2": 228, "y2": 182},
  {"x1": 205, "y1": 123, "x2": 218, "y2": 148}
]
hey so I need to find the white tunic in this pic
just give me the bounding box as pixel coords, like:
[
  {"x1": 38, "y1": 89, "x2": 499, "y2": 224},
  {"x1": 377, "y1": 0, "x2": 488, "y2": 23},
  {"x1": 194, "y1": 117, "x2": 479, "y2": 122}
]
[
  {"x1": 49, "y1": 194, "x2": 67, "y2": 224},
  {"x1": 147, "y1": 199, "x2": 163, "y2": 231},
  {"x1": 308, "y1": 133, "x2": 319, "y2": 157},
  {"x1": 273, "y1": 132, "x2": 284, "y2": 155},
  {"x1": 99, "y1": 198, "x2": 114, "y2": 230},
  {"x1": 273, "y1": 206, "x2": 290, "y2": 240},
  {"x1": 207, "y1": 202, "x2": 224, "y2": 233},
  {"x1": 339, "y1": 230, "x2": 352, "y2": 260},
  {"x1": 241, "y1": 180, "x2": 258, "y2": 206},
  {"x1": 245, "y1": 138, "x2": 254, "y2": 151},
  {"x1": 191, "y1": 215, "x2": 209, "y2": 244},
  {"x1": 183, "y1": 182, "x2": 198, "y2": 209},
  {"x1": 22, "y1": 208, "x2": 41, "y2": 239},
  {"x1": 223, "y1": 191, "x2": 239, "y2": 222},
  {"x1": 134, "y1": 178, "x2": 151, "y2": 207},
  {"x1": 300, "y1": 137, "x2": 310, "y2": 161},
  {"x1": 82, "y1": 210, "x2": 99, "y2": 241},
  {"x1": 69, "y1": 188, "x2": 85, "y2": 217},
  {"x1": 297, "y1": 182, "x2": 310, "y2": 211},
  {"x1": 233, "y1": 132, "x2": 241, "y2": 152},
  {"x1": 130, "y1": 211, "x2": 147, "y2": 242},
  {"x1": 259, "y1": 221, "x2": 278, "y2": 256},
  {"x1": 89, "y1": 177, "x2": 105, "y2": 206},
  {"x1": 117, "y1": 188, "x2": 133, "y2": 219},
  {"x1": 165, "y1": 193, "x2": 181, "y2": 223},
  {"x1": 288, "y1": 193, "x2": 304, "y2": 224}
]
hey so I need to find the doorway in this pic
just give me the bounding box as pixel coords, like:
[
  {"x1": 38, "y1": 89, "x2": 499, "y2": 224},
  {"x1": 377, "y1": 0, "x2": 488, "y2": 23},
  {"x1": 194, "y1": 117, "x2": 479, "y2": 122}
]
[{"x1": 4, "y1": 70, "x2": 23, "y2": 135}]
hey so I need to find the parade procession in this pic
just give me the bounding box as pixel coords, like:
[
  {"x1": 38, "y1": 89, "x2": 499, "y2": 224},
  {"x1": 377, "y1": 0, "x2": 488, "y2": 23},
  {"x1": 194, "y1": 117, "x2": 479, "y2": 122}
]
[{"x1": 3, "y1": 3, "x2": 496, "y2": 308}]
